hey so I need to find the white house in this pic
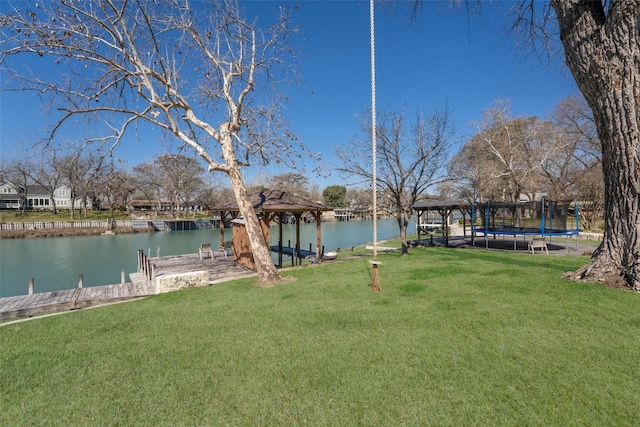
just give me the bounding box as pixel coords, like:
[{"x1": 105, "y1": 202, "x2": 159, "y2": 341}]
[
  {"x1": 25, "y1": 185, "x2": 53, "y2": 209},
  {"x1": 0, "y1": 181, "x2": 22, "y2": 209},
  {"x1": 0, "y1": 182, "x2": 93, "y2": 210}
]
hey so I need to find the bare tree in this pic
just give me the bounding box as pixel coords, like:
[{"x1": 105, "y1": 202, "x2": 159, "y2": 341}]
[
  {"x1": 464, "y1": 100, "x2": 557, "y2": 203},
  {"x1": 195, "y1": 188, "x2": 219, "y2": 212},
  {"x1": 131, "y1": 155, "x2": 206, "y2": 217},
  {"x1": 5, "y1": 151, "x2": 64, "y2": 214},
  {"x1": 32, "y1": 151, "x2": 65, "y2": 215},
  {"x1": 447, "y1": 144, "x2": 483, "y2": 203},
  {"x1": 155, "y1": 154, "x2": 205, "y2": 218},
  {"x1": 57, "y1": 153, "x2": 102, "y2": 219},
  {"x1": 97, "y1": 166, "x2": 135, "y2": 225},
  {"x1": 551, "y1": 95, "x2": 600, "y2": 168},
  {"x1": 132, "y1": 163, "x2": 164, "y2": 212},
  {"x1": 3, "y1": 159, "x2": 32, "y2": 214},
  {"x1": 540, "y1": 95, "x2": 600, "y2": 201},
  {"x1": 337, "y1": 104, "x2": 455, "y2": 254},
  {"x1": 267, "y1": 172, "x2": 311, "y2": 198},
  {"x1": 573, "y1": 161, "x2": 604, "y2": 231},
  {"x1": 346, "y1": 187, "x2": 373, "y2": 211},
  {"x1": 451, "y1": 95, "x2": 600, "y2": 205},
  {"x1": 1, "y1": 0, "x2": 315, "y2": 284}
]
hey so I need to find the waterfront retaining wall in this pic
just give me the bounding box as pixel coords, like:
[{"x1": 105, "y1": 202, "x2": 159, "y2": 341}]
[{"x1": 156, "y1": 271, "x2": 209, "y2": 293}]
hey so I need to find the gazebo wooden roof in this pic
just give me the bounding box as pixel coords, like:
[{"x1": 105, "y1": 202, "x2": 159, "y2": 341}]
[
  {"x1": 412, "y1": 200, "x2": 471, "y2": 211},
  {"x1": 211, "y1": 191, "x2": 333, "y2": 269},
  {"x1": 213, "y1": 190, "x2": 333, "y2": 214}
]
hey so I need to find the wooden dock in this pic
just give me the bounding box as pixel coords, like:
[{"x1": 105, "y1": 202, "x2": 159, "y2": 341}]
[
  {"x1": 0, "y1": 281, "x2": 156, "y2": 321},
  {"x1": 151, "y1": 253, "x2": 254, "y2": 283},
  {"x1": 1, "y1": 252, "x2": 255, "y2": 321},
  {"x1": 270, "y1": 245, "x2": 317, "y2": 259}
]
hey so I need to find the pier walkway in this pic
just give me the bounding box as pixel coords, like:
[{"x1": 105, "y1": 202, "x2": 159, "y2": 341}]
[
  {"x1": 270, "y1": 245, "x2": 318, "y2": 266},
  {"x1": 0, "y1": 281, "x2": 156, "y2": 321},
  {"x1": 1, "y1": 253, "x2": 255, "y2": 321},
  {"x1": 151, "y1": 253, "x2": 254, "y2": 283}
]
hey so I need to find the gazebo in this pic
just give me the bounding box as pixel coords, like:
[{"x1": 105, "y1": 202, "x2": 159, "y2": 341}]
[
  {"x1": 211, "y1": 190, "x2": 334, "y2": 269},
  {"x1": 412, "y1": 200, "x2": 472, "y2": 246}
]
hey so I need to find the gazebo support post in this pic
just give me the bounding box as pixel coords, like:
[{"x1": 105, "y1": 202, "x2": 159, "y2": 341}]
[
  {"x1": 460, "y1": 208, "x2": 473, "y2": 238},
  {"x1": 294, "y1": 213, "x2": 302, "y2": 266},
  {"x1": 437, "y1": 208, "x2": 451, "y2": 246},
  {"x1": 218, "y1": 211, "x2": 228, "y2": 250},
  {"x1": 278, "y1": 212, "x2": 284, "y2": 268},
  {"x1": 309, "y1": 211, "x2": 322, "y2": 263}
]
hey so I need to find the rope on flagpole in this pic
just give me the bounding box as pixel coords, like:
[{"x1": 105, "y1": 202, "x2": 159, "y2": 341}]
[
  {"x1": 370, "y1": 0, "x2": 377, "y2": 259},
  {"x1": 370, "y1": 0, "x2": 381, "y2": 292}
]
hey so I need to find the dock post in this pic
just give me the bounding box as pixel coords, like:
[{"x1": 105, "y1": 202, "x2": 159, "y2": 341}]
[
  {"x1": 78, "y1": 273, "x2": 83, "y2": 289},
  {"x1": 121, "y1": 269, "x2": 125, "y2": 285},
  {"x1": 28, "y1": 278, "x2": 34, "y2": 295}
]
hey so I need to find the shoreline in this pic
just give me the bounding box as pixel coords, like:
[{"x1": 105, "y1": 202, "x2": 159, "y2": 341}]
[{"x1": 0, "y1": 226, "x2": 149, "y2": 239}]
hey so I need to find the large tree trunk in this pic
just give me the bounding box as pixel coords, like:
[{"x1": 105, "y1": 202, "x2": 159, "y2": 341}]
[
  {"x1": 396, "y1": 207, "x2": 410, "y2": 256},
  {"x1": 220, "y1": 126, "x2": 282, "y2": 285},
  {"x1": 70, "y1": 193, "x2": 76, "y2": 220},
  {"x1": 553, "y1": 1, "x2": 640, "y2": 291},
  {"x1": 48, "y1": 190, "x2": 58, "y2": 215}
]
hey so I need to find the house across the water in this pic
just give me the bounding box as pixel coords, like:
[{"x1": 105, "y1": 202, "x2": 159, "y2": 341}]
[{"x1": 0, "y1": 181, "x2": 94, "y2": 211}]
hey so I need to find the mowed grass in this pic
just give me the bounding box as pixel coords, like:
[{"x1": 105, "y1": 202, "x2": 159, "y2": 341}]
[{"x1": 1, "y1": 246, "x2": 639, "y2": 426}]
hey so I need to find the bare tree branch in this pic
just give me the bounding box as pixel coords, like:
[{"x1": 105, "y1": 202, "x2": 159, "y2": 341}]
[
  {"x1": 336, "y1": 103, "x2": 455, "y2": 254},
  {"x1": 1, "y1": 0, "x2": 312, "y2": 283}
]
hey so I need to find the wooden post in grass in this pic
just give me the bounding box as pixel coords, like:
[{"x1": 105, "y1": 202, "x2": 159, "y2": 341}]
[{"x1": 370, "y1": 260, "x2": 382, "y2": 292}]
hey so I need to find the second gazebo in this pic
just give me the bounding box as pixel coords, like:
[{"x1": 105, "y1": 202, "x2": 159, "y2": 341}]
[{"x1": 211, "y1": 190, "x2": 333, "y2": 269}]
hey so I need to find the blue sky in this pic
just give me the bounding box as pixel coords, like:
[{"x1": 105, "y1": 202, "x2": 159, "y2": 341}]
[{"x1": 0, "y1": 1, "x2": 579, "y2": 189}]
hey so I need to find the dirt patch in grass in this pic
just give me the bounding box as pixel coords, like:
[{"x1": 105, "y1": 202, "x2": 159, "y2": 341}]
[
  {"x1": 602, "y1": 274, "x2": 633, "y2": 291},
  {"x1": 254, "y1": 276, "x2": 298, "y2": 288}
]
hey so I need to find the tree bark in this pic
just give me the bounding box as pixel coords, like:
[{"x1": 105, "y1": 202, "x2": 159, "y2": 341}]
[
  {"x1": 396, "y1": 205, "x2": 410, "y2": 255},
  {"x1": 552, "y1": 0, "x2": 640, "y2": 290},
  {"x1": 220, "y1": 124, "x2": 281, "y2": 284}
]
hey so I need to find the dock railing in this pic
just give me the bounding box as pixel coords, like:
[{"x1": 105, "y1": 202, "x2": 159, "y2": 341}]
[{"x1": 137, "y1": 249, "x2": 155, "y2": 283}]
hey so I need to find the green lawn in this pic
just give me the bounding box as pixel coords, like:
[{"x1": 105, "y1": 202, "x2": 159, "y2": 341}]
[{"x1": 1, "y1": 246, "x2": 638, "y2": 426}]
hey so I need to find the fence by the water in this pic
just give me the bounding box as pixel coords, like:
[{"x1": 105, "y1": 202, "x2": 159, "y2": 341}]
[
  {"x1": 0, "y1": 220, "x2": 133, "y2": 231},
  {"x1": 0, "y1": 219, "x2": 221, "y2": 232}
]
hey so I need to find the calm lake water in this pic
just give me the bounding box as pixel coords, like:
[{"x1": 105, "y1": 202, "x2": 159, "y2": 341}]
[{"x1": 0, "y1": 218, "x2": 414, "y2": 297}]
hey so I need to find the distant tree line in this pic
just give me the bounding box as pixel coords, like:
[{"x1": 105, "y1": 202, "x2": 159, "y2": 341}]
[{"x1": 0, "y1": 154, "x2": 345, "y2": 219}]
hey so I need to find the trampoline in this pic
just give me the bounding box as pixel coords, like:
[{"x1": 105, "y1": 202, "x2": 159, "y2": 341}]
[{"x1": 471, "y1": 199, "x2": 580, "y2": 251}]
